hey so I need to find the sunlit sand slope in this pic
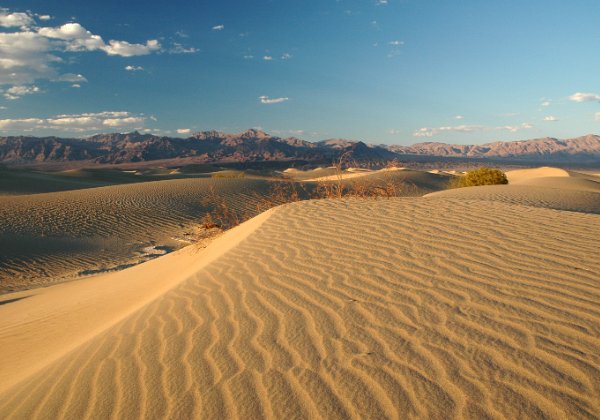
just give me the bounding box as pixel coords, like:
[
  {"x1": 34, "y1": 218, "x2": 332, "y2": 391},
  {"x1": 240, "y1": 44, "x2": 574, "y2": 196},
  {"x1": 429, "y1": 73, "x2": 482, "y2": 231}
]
[
  {"x1": 427, "y1": 169, "x2": 600, "y2": 214},
  {"x1": 1, "y1": 197, "x2": 599, "y2": 419}
]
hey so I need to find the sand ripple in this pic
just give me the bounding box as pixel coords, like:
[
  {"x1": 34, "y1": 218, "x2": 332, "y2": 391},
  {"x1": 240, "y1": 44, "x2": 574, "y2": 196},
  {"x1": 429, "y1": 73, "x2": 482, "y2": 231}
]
[{"x1": 1, "y1": 197, "x2": 599, "y2": 419}]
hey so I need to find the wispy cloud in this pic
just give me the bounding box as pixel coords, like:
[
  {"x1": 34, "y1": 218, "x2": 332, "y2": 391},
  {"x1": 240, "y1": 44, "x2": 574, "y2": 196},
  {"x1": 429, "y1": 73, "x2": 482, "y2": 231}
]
[
  {"x1": 595, "y1": 112, "x2": 600, "y2": 121},
  {"x1": 389, "y1": 40, "x2": 403, "y2": 46},
  {"x1": 0, "y1": 111, "x2": 146, "y2": 132},
  {"x1": 543, "y1": 116, "x2": 558, "y2": 122},
  {"x1": 569, "y1": 92, "x2": 600, "y2": 102},
  {"x1": 125, "y1": 65, "x2": 144, "y2": 71},
  {"x1": 376, "y1": 0, "x2": 389, "y2": 5},
  {"x1": 212, "y1": 24, "x2": 224, "y2": 31},
  {"x1": 259, "y1": 96, "x2": 289, "y2": 104},
  {"x1": 414, "y1": 123, "x2": 533, "y2": 137},
  {"x1": 281, "y1": 53, "x2": 293, "y2": 60},
  {"x1": 263, "y1": 55, "x2": 273, "y2": 61},
  {"x1": 177, "y1": 128, "x2": 191, "y2": 134},
  {"x1": 168, "y1": 43, "x2": 198, "y2": 54},
  {"x1": 454, "y1": 115, "x2": 464, "y2": 120},
  {"x1": 3, "y1": 85, "x2": 40, "y2": 100}
]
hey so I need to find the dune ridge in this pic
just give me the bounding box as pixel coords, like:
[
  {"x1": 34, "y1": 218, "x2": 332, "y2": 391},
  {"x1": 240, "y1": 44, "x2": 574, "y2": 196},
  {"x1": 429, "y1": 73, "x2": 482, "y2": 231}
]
[
  {"x1": 1, "y1": 194, "x2": 599, "y2": 418},
  {"x1": 0, "y1": 207, "x2": 274, "y2": 397}
]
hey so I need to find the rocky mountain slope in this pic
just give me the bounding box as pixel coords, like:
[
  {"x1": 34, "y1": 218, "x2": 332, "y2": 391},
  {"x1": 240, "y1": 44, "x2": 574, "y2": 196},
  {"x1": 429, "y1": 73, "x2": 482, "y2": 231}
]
[
  {"x1": 0, "y1": 130, "x2": 598, "y2": 166},
  {"x1": 387, "y1": 135, "x2": 600, "y2": 162}
]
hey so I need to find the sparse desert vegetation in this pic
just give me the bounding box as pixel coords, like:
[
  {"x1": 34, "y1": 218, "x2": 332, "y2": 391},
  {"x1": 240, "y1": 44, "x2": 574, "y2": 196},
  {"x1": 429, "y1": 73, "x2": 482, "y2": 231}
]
[{"x1": 450, "y1": 166, "x2": 509, "y2": 188}]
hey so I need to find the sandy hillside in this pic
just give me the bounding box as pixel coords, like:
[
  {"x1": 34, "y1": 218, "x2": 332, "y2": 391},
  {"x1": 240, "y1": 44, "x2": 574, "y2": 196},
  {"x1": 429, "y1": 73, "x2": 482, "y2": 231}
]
[
  {"x1": 1, "y1": 175, "x2": 599, "y2": 418},
  {"x1": 0, "y1": 170, "x2": 451, "y2": 293},
  {"x1": 429, "y1": 168, "x2": 600, "y2": 213},
  {"x1": 0, "y1": 178, "x2": 272, "y2": 292}
]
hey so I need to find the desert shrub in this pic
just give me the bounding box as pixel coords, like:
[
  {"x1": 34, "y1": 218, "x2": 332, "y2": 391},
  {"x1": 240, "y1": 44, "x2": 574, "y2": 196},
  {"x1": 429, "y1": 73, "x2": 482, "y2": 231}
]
[
  {"x1": 450, "y1": 167, "x2": 508, "y2": 188},
  {"x1": 211, "y1": 170, "x2": 246, "y2": 179}
]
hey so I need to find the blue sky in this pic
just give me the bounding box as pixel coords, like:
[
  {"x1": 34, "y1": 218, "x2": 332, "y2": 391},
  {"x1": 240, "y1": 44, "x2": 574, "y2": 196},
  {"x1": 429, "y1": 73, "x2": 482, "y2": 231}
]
[{"x1": 0, "y1": 0, "x2": 599, "y2": 144}]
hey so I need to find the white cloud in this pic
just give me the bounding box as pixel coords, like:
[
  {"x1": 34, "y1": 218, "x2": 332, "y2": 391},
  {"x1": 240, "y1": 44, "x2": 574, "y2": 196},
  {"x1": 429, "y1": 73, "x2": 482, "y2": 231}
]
[
  {"x1": 37, "y1": 15, "x2": 52, "y2": 21},
  {"x1": 541, "y1": 100, "x2": 551, "y2": 107},
  {"x1": 543, "y1": 116, "x2": 558, "y2": 122},
  {"x1": 569, "y1": 92, "x2": 600, "y2": 102},
  {"x1": 3, "y1": 84, "x2": 40, "y2": 100},
  {"x1": 103, "y1": 39, "x2": 160, "y2": 56},
  {"x1": 125, "y1": 65, "x2": 144, "y2": 71},
  {"x1": 0, "y1": 8, "x2": 35, "y2": 28},
  {"x1": 389, "y1": 40, "x2": 404, "y2": 46},
  {"x1": 177, "y1": 128, "x2": 191, "y2": 134},
  {"x1": 102, "y1": 116, "x2": 144, "y2": 127},
  {"x1": 0, "y1": 8, "x2": 161, "y2": 89},
  {"x1": 212, "y1": 24, "x2": 224, "y2": 31},
  {"x1": 281, "y1": 53, "x2": 292, "y2": 60},
  {"x1": 414, "y1": 123, "x2": 533, "y2": 137},
  {"x1": 56, "y1": 73, "x2": 87, "y2": 82},
  {"x1": 388, "y1": 129, "x2": 402, "y2": 135},
  {"x1": 414, "y1": 125, "x2": 482, "y2": 137},
  {"x1": 259, "y1": 96, "x2": 289, "y2": 104},
  {"x1": 496, "y1": 123, "x2": 533, "y2": 132},
  {"x1": 263, "y1": 55, "x2": 273, "y2": 61},
  {"x1": 0, "y1": 111, "x2": 146, "y2": 133},
  {"x1": 71, "y1": 83, "x2": 80, "y2": 88},
  {"x1": 376, "y1": 0, "x2": 389, "y2": 5},
  {"x1": 454, "y1": 115, "x2": 464, "y2": 120},
  {"x1": 168, "y1": 43, "x2": 198, "y2": 54},
  {"x1": 0, "y1": 118, "x2": 45, "y2": 130},
  {"x1": 243, "y1": 54, "x2": 254, "y2": 60}
]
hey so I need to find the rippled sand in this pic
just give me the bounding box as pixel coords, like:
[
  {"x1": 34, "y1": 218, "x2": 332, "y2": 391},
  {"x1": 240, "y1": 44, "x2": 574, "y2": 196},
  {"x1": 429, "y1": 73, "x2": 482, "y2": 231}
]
[
  {"x1": 0, "y1": 168, "x2": 599, "y2": 419},
  {"x1": 0, "y1": 178, "x2": 271, "y2": 292}
]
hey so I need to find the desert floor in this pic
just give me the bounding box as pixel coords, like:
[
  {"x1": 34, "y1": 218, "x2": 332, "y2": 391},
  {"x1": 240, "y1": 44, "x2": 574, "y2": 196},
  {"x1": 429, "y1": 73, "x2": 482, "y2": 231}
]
[
  {"x1": 0, "y1": 167, "x2": 599, "y2": 419},
  {"x1": 0, "y1": 168, "x2": 449, "y2": 293}
]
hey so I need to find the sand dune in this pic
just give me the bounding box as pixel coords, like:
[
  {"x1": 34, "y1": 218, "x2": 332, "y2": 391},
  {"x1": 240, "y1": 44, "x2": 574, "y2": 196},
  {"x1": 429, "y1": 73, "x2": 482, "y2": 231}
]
[
  {"x1": 505, "y1": 166, "x2": 571, "y2": 183},
  {"x1": 0, "y1": 178, "x2": 272, "y2": 292},
  {"x1": 0, "y1": 170, "x2": 453, "y2": 293},
  {"x1": 1, "y1": 189, "x2": 599, "y2": 418},
  {"x1": 302, "y1": 167, "x2": 404, "y2": 182},
  {"x1": 428, "y1": 169, "x2": 600, "y2": 214}
]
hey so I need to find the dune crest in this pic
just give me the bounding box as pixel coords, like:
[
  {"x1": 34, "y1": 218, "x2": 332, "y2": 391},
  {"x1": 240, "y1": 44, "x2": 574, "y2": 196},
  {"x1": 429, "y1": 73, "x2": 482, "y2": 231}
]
[
  {"x1": 0, "y1": 208, "x2": 274, "y2": 396},
  {"x1": 506, "y1": 166, "x2": 570, "y2": 184}
]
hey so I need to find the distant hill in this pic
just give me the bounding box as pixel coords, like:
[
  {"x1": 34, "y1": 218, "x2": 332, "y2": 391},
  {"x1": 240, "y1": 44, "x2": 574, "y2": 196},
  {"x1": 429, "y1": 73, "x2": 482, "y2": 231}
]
[
  {"x1": 0, "y1": 129, "x2": 598, "y2": 166},
  {"x1": 385, "y1": 134, "x2": 600, "y2": 163}
]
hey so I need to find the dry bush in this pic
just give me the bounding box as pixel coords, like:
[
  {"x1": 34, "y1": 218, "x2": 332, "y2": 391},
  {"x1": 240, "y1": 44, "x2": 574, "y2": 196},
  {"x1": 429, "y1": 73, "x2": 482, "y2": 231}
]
[
  {"x1": 200, "y1": 156, "x2": 411, "y2": 233},
  {"x1": 200, "y1": 185, "x2": 246, "y2": 229}
]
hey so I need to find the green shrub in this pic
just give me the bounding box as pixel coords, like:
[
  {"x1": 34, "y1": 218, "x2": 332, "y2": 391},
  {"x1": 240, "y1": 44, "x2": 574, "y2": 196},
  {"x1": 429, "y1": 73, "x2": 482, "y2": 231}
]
[
  {"x1": 450, "y1": 167, "x2": 508, "y2": 188},
  {"x1": 211, "y1": 170, "x2": 246, "y2": 179}
]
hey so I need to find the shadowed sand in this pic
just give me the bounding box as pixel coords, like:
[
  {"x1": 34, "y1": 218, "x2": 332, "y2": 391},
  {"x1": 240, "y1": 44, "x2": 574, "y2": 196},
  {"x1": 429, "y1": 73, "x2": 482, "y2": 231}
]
[
  {"x1": 1, "y1": 167, "x2": 599, "y2": 418},
  {"x1": 0, "y1": 178, "x2": 273, "y2": 292}
]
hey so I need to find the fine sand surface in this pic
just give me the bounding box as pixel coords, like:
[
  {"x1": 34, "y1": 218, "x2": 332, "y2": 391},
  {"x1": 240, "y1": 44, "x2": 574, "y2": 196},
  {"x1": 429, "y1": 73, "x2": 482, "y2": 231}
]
[
  {"x1": 0, "y1": 170, "x2": 451, "y2": 293},
  {"x1": 428, "y1": 168, "x2": 600, "y2": 214},
  {"x1": 1, "y1": 174, "x2": 599, "y2": 418},
  {"x1": 0, "y1": 178, "x2": 272, "y2": 292},
  {"x1": 302, "y1": 167, "x2": 404, "y2": 182}
]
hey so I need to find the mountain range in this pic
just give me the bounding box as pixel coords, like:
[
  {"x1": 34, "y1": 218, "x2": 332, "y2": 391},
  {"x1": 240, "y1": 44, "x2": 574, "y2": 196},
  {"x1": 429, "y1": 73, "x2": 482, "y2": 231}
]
[{"x1": 0, "y1": 129, "x2": 598, "y2": 166}]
